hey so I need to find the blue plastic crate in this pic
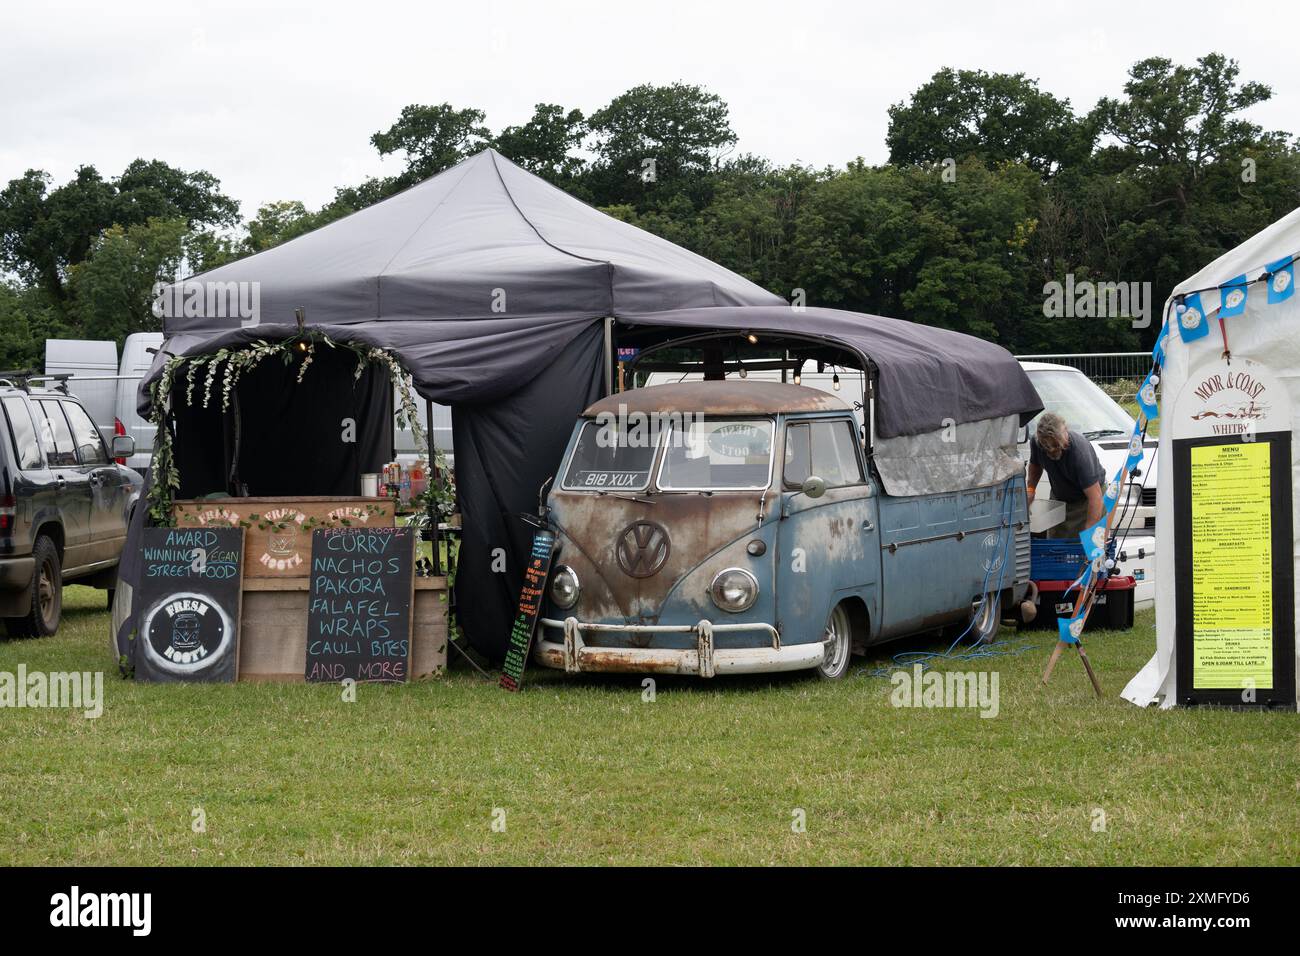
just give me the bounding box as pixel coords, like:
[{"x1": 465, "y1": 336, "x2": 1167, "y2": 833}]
[{"x1": 1030, "y1": 538, "x2": 1114, "y2": 580}]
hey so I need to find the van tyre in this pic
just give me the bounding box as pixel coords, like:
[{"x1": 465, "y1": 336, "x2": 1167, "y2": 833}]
[
  {"x1": 5, "y1": 536, "x2": 62, "y2": 638},
  {"x1": 970, "y1": 591, "x2": 1002, "y2": 645},
  {"x1": 817, "y1": 602, "x2": 853, "y2": 680}
]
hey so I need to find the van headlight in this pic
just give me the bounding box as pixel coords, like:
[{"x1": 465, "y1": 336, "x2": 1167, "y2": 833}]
[
  {"x1": 550, "y1": 565, "x2": 580, "y2": 609},
  {"x1": 710, "y1": 568, "x2": 758, "y2": 613}
]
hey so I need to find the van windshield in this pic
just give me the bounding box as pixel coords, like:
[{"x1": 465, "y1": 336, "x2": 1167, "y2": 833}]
[
  {"x1": 561, "y1": 420, "x2": 657, "y2": 491},
  {"x1": 658, "y1": 419, "x2": 773, "y2": 491}
]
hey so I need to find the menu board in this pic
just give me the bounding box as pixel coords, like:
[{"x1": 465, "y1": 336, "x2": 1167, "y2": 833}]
[
  {"x1": 1188, "y1": 443, "x2": 1273, "y2": 689},
  {"x1": 306, "y1": 527, "x2": 415, "y2": 683},
  {"x1": 500, "y1": 529, "x2": 556, "y2": 691},
  {"x1": 1174, "y1": 433, "x2": 1296, "y2": 706},
  {"x1": 136, "y1": 527, "x2": 244, "y2": 683}
]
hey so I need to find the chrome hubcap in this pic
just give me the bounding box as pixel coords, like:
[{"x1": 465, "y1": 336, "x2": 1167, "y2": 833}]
[
  {"x1": 971, "y1": 592, "x2": 999, "y2": 642},
  {"x1": 821, "y1": 605, "x2": 850, "y2": 675}
]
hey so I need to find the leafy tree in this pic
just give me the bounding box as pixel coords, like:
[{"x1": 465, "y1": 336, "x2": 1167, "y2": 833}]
[
  {"x1": 66, "y1": 217, "x2": 188, "y2": 342},
  {"x1": 369, "y1": 103, "x2": 490, "y2": 183},
  {"x1": 112, "y1": 159, "x2": 240, "y2": 230},
  {"x1": 586, "y1": 82, "x2": 737, "y2": 209},
  {"x1": 1091, "y1": 53, "x2": 1283, "y2": 208},
  {"x1": 1057, "y1": 53, "x2": 1300, "y2": 346},
  {"x1": 0, "y1": 160, "x2": 238, "y2": 310},
  {"x1": 887, "y1": 68, "x2": 1095, "y2": 175},
  {"x1": 491, "y1": 104, "x2": 588, "y2": 183},
  {"x1": 0, "y1": 280, "x2": 68, "y2": 372},
  {"x1": 243, "y1": 200, "x2": 324, "y2": 253}
]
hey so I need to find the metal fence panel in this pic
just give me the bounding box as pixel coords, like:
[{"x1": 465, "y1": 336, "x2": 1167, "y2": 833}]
[{"x1": 1015, "y1": 352, "x2": 1150, "y2": 404}]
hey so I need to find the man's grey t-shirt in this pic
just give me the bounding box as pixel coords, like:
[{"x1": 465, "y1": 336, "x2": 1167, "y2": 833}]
[{"x1": 1030, "y1": 429, "x2": 1105, "y2": 502}]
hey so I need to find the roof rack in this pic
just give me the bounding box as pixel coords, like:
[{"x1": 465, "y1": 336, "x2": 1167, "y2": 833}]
[
  {"x1": 0, "y1": 370, "x2": 37, "y2": 392},
  {"x1": 0, "y1": 371, "x2": 72, "y2": 395}
]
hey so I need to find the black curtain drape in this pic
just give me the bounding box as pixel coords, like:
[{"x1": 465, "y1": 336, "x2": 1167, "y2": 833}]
[
  {"x1": 169, "y1": 347, "x2": 391, "y2": 499},
  {"x1": 451, "y1": 323, "x2": 605, "y2": 663}
]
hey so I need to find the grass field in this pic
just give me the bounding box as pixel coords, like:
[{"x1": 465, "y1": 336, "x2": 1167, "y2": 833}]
[{"x1": 0, "y1": 586, "x2": 1295, "y2": 866}]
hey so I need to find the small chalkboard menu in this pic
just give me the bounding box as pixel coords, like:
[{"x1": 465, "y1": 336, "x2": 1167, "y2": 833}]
[
  {"x1": 500, "y1": 529, "x2": 556, "y2": 691},
  {"x1": 137, "y1": 527, "x2": 244, "y2": 683},
  {"x1": 306, "y1": 527, "x2": 415, "y2": 683}
]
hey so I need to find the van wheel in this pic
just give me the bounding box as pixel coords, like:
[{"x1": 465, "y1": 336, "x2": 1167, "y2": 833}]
[
  {"x1": 970, "y1": 591, "x2": 1002, "y2": 645},
  {"x1": 817, "y1": 602, "x2": 853, "y2": 680},
  {"x1": 5, "y1": 536, "x2": 62, "y2": 638}
]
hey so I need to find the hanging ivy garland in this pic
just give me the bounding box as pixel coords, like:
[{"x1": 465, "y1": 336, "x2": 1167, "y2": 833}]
[{"x1": 145, "y1": 331, "x2": 454, "y2": 527}]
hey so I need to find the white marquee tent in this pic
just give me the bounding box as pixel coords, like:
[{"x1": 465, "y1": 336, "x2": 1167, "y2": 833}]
[{"x1": 1124, "y1": 207, "x2": 1300, "y2": 710}]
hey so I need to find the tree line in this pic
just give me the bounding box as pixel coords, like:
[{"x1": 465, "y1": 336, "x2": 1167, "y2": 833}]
[{"x1": 1, "y1": 52, "x2": 1296, "y2": 372}]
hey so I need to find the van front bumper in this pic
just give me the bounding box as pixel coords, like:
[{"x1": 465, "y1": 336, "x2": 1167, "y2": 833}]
[{"x1": 535, "y1": 617, "x2": 825, "y2": 677}]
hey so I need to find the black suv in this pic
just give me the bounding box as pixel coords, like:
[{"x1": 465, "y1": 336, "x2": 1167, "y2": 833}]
[{"x1": 0, "y1": 382, "x2": 143, "y2": 636}]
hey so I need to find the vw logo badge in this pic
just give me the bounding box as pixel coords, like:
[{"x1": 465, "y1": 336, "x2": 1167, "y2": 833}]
[{"x1": 616, "y1": 521, "x2": 671, "y2": 578}]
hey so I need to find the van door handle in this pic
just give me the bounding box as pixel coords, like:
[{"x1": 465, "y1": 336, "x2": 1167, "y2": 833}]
[{"x1": 862, "y1": 519, "x2": 874, "y2": 532}]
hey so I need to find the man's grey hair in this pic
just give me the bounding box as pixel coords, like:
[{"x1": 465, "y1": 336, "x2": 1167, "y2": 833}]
[{"x1": 1036, "y1": 412, "x2": 1068, "y2": 445}]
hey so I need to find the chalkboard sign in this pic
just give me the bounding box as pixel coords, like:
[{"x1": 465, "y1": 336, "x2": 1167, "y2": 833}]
[
  {"x1": 306, "y1": 527, "x2": 415, "y2": 683},
  {"x1": 136, "y1": 527, "x2": 244, "y2": 683},
  {"x1": 500, "y1": 529, "x2": 556, "y2": 691}
]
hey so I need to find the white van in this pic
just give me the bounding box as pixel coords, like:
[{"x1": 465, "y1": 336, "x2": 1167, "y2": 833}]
[
  {"x1": 43, "y1": 339, "x2": 118, "y2": 444},
  {"x1": 113, "y1": 332, "x2": 164, "y2": 476}
]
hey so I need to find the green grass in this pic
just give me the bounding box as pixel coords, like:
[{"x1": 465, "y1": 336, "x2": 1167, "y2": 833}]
[{"x1": 0, "y1": 586, "x2": 1295, "y2": 866}]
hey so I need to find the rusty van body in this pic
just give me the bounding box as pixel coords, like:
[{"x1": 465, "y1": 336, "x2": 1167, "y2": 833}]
[{"x1": 534, "y1": 381, "x2": 1030, "y2": 679}]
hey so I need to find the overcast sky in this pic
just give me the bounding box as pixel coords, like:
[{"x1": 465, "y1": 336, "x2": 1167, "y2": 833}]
[{"x1": 2, "y1": 0, "x2": 1294, "y2": 221}]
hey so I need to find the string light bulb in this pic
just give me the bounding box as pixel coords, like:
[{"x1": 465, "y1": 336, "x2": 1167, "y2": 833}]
[
  {"x1": 745, "y1": 332, "x2": 758, "y2": 345},
  {"x1": 832, "y1": 372, "x2": 841, "y2": 391}
]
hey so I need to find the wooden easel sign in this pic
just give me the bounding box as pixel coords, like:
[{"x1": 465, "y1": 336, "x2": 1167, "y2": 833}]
[
  {"x1": 500, "y1": 529, "x2": 557, "y2": 692},
  {"x1": 305, "y1": 527, "x2": 415, "y2": 683}
]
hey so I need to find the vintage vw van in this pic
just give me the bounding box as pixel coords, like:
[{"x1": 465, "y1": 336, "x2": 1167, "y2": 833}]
[{"x1": 534, "y1": 381, "x2": 1031, "y2": 679}]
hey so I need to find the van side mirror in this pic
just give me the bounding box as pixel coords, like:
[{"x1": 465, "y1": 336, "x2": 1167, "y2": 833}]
[
  {"x1": 800, "y1": 475, "x2": 826, "y2": 499},
  {"x1": 111, "y1": 435, "x2": 135, "y2": 458}
]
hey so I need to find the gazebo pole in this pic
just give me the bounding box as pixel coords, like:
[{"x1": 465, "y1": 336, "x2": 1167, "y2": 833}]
[
  {"x1": 426, "y1": 397, "x2": 441, "y2": 576},
  {"x1": 603, "y1": 317, "x2": 614, "y2": 395}
]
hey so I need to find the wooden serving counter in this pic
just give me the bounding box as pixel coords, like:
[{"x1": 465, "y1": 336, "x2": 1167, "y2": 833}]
[{"x1": 171, "y1": 496, "x2": 448, "y2": 682}]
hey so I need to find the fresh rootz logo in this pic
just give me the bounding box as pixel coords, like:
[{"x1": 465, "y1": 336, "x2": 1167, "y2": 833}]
[
  {"x1": 140, "y1": 592, "x2": 233, "y2": 675},
  {"x1": 259, "y1": 508, "x2": 307, "y2": 570}
]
